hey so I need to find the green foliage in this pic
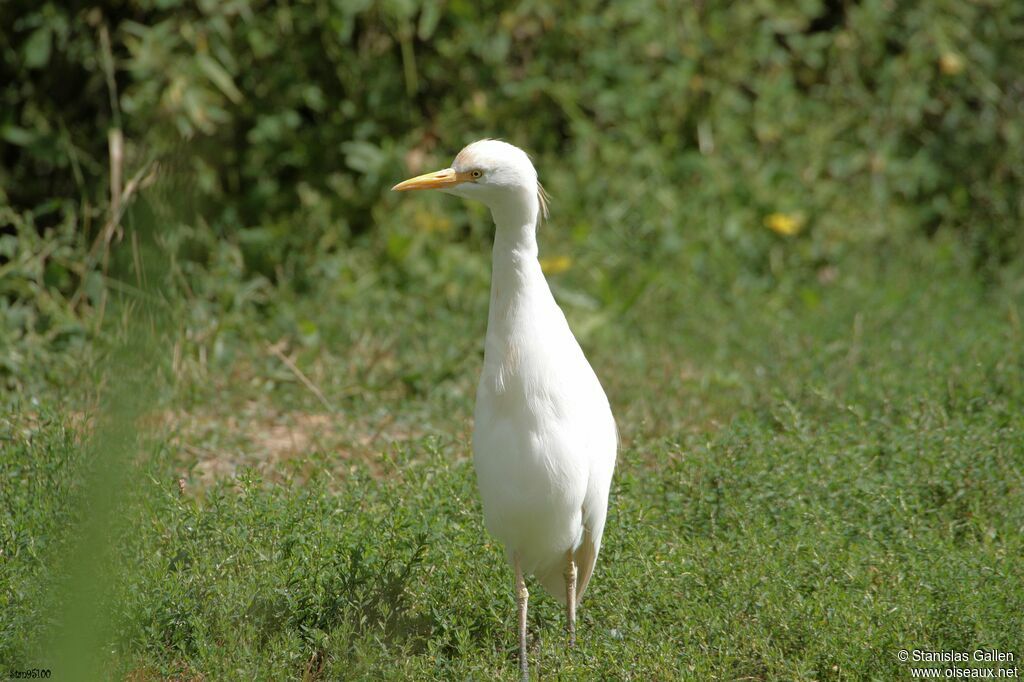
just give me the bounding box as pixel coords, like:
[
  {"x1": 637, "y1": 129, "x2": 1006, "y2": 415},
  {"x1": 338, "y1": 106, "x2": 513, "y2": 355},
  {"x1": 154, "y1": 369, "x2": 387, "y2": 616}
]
[
  {"x1": 3, "y1": 0, "x2": 1023, "y2": 391},
  {"x1": 0, "y1": 407, "x2": 84, "y2": 666},
  {"x1": 3, "y1": 0, "x2": 1023, "y2": 255},
  {"x1": 3, "y1": 254, "x2": 1023, "y2": 678},
  {"x1": 0, "y1": 207, "x2": 94, "y2": 390},
  {"x1": 2, "y1": 3, "x2": 1024, "y2": 678}
]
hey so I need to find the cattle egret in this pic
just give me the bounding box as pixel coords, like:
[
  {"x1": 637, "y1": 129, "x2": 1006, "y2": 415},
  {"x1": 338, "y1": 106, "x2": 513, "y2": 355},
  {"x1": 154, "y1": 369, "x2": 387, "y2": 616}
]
[{"x1": 393, "y1": 140, "x2": 617, "y2": 680}]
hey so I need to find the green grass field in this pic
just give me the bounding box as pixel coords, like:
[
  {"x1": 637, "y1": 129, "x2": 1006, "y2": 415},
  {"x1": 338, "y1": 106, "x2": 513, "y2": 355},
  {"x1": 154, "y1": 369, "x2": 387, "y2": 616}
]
[{"x1": 2, "y1": 228, "x2": 1022, "y2": 680}]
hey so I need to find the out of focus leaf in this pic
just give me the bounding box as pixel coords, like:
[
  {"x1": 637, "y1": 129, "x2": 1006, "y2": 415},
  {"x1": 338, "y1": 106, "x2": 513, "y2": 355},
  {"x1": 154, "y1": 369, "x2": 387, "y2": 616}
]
[
  {"x1": 22, "y1": 26, "x2": 52, "y2": 68},
  {"x1": 196, "y1": 54, "x2": 243, "y2": 104},
  {"x1": 2, "y1": 126, "x2": 36, "y2": 147}
]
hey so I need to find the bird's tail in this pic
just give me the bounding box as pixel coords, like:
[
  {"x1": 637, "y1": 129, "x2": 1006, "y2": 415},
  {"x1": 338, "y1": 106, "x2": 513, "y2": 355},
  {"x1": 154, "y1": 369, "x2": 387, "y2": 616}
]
[{"x1": 535, "y1": 530, "x2": 600, "y2": 607}]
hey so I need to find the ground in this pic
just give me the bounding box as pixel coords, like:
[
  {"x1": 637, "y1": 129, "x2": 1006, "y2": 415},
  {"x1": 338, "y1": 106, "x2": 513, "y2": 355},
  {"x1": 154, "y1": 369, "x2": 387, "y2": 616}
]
[{"x1": 2, "y1": 233, "x2": 1022, "y2": 680}]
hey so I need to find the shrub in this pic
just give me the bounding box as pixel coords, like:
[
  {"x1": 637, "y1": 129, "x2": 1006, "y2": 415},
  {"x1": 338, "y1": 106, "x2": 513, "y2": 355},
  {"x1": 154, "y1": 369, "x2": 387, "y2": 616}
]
[{"x1": 0, "y1": 0, "x2": 1021, "y2": 382}]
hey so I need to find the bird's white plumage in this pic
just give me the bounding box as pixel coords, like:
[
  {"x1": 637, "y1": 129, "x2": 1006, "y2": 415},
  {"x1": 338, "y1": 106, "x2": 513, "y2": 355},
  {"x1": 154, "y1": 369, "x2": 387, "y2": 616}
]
[
  {"x1": 392, "y1": 140, "x2": 616, "y2": 660},
  {"x1": 447, "y1": 140, "x2": 617, "y2": 605}
]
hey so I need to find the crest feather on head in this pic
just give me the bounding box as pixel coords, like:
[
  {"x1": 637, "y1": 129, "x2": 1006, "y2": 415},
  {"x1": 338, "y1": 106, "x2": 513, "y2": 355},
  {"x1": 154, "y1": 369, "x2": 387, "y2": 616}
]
[{"x1": 537, "y1": 181, "x2": 550, "y2": 223}]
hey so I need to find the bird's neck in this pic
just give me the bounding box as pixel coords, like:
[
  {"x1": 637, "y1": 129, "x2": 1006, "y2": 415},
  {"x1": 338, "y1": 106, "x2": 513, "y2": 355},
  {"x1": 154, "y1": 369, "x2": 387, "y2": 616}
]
[
  {"x1": 492, "y1": 195, "x2": 540, "y2": 265},
  {"x1": 487, "y1": 195, "x2": 548, "y2": 328}
]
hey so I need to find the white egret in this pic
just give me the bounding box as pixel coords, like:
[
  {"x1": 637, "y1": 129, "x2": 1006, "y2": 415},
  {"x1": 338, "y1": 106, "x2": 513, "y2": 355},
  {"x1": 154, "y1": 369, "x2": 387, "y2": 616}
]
[{"x1": 393, "y1": 140, "x2": 617, "y2": 680}]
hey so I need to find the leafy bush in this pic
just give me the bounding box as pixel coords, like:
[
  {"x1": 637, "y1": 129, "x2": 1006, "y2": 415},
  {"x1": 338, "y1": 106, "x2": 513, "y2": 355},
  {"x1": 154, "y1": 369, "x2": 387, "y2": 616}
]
[
  {"x1": 5, "y1": 1, "x2": 1022, "y2": 249},
  {"x1": 1, "y1": 0, "x2": 1022, "y2": 390}
]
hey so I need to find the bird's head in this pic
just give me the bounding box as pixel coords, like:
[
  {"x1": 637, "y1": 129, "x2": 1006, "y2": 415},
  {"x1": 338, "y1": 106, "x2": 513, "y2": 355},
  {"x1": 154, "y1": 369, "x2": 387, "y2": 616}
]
[{"x1": 392, "y1": 139, "x2": 548, "y2": 219}]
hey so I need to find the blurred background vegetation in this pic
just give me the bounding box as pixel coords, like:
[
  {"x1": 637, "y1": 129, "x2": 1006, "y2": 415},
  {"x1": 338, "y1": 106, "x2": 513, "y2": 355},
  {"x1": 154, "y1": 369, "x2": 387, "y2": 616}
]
[{"x1": 2, "y1": 0, "x2": 1022, "y2": 392}]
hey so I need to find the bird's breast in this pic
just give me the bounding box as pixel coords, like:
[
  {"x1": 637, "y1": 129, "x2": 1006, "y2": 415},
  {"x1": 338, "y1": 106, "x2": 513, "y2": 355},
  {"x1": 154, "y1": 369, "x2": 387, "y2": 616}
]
[
  {"x1": 472, "y1": 335, "x2": 608, "y2": 567},
  {"x1": 471, "y1": 274, "x2": 615, "y2": 569}
]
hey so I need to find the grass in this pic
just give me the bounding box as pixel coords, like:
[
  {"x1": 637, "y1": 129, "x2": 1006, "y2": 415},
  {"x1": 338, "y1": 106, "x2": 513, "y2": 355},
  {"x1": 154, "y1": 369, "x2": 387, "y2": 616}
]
[{"x1": 2, "y1": 225, "x2": 1023, "y2": 679}]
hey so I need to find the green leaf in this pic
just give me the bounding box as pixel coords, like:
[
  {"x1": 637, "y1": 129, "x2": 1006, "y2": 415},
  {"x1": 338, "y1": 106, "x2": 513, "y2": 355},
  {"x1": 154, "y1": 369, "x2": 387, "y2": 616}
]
[
  {"x1": 196, "y1": 54, "x2": 243, "y2": 104},
  {"x1": 418, "y1": 0, "x2": 442, "y2": 40},
  {"x1": 22, "y1": 26, "x2": 52, "y2": 69},
  {"x1": 2, "y1": 126, "x2": 36, "y2": 147}
]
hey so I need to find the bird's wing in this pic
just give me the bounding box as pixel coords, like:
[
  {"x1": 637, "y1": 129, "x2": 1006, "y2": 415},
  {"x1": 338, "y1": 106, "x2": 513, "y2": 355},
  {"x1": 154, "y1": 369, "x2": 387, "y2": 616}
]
[
  {"x1": 573, "y1": 524, "x2": 600, "y2": 604},
  {"x1": 535, "y1": 420, "x2": 616, "y2": 606},
  {"x1": 577, "y1": 414, "x2": 617, "y2": 603},
  {"x1": 533, "y1": 495, "x2": 607, "y2": 606}
]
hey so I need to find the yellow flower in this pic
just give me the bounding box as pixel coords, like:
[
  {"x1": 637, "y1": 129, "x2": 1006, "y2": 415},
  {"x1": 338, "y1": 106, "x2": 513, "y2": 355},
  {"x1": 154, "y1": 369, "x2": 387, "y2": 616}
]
[
  {"x1": 539, "y1": 255, "x2": 573, "y2": 274},
  {"x1": 764, "y1": 212, "x2": 804, "y2": 236},
  {"x1": 939, "y1": 52, "x2": 964, "y2": 76}
]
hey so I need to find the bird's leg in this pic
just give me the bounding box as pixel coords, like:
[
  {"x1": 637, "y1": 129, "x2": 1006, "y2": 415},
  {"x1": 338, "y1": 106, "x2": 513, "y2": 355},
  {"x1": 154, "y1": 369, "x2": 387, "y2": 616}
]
[
  {"x1": 514, "y1": 553, "x2": 529, "y2": 682},
  {"x1": 564, "y1": 549, "x2": 577, "y2": 648}
]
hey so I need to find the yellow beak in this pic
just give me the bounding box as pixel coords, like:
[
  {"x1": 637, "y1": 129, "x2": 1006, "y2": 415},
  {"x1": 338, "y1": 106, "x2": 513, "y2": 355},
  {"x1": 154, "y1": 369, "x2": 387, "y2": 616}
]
[{"x1": 391, "y1": 167, "x2": 467, "y2": 192}]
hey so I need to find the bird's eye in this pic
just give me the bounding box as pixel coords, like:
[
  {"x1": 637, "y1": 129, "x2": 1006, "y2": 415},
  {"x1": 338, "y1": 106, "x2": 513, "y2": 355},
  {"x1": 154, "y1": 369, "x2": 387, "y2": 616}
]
[{"x1": 471, "y1": 170, "x2": 482, "y2": 179}]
